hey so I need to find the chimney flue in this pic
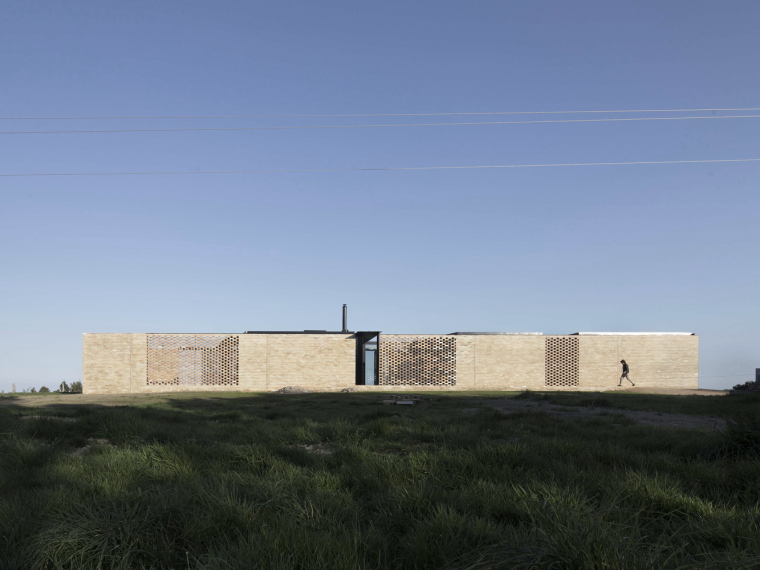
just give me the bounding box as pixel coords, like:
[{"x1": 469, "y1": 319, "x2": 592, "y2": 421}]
[{"x1": 342, "y1": 304, "x2": 348, "y2": 332}]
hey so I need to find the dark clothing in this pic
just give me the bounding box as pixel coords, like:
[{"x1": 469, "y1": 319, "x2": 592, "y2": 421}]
[{"x1": 619, "y1": 362, "x2": 634, "y2": 386}]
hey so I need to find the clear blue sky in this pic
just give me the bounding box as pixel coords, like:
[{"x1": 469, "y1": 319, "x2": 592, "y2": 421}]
[{"x1": 1, "y1": 1, "x2": 758, "y2": 391}]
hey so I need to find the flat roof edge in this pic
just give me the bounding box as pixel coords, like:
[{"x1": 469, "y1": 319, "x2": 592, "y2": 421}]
[
  {"x1": 571, "y1": 332, "x2": 695, "y2": 336},
  {"x1": 449, "y1": 332, "x2": 543, "y2": 335},
  {"x1": 84, "y1": 331, "x2": 358, "y2": 335},
  {"x1": 244, "y1": 331, "x2": 356, "y2": 334}
]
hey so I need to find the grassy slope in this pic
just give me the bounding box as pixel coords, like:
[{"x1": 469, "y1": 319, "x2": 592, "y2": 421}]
[{"x1": 0, "y1": 392, "x2": 759, "y2": 569}]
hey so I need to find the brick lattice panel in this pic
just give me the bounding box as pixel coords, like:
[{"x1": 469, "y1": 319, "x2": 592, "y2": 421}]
[
  {"x1": 147, "y1": 334, "x2": 239, "y2": 386},
  {"x1": 545, "y1": 336, "x2": 579, "y2": 387},
  {"x1": 378, "y1": 335, "x2": 456, "y2": 386}
]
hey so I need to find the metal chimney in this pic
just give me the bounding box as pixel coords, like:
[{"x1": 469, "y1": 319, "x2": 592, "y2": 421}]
[{"x1": 342, "y1": 304, "x2": 348, "y2": 332}]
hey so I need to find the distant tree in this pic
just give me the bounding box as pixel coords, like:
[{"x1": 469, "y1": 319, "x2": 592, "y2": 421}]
[
  {"x1": 39, "y1": 386, "x2": 50, "y2": 393},
  {"x1": 70, "y1": 381, "x2": 82, "y2": 393},
  {"x1": 30, "y1": 388, "x2": 37, "y2": 393},
  {"x1": 60, "y1": 381, "x2": 70, "y2": 393}
]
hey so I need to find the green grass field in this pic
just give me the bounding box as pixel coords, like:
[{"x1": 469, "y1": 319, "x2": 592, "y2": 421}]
[{"x1": 1, "y1": 391, "x2": 759, "y2": 569}]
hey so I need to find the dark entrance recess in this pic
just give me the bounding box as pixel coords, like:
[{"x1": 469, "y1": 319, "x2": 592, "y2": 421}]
[{"x1": 356, "y1": 332, "x2": 380, "y2": 385}]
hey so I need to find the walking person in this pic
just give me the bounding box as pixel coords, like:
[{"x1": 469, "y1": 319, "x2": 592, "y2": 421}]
[{"x1": 619, "y1": 360, "x2": 635, "y2": 386}]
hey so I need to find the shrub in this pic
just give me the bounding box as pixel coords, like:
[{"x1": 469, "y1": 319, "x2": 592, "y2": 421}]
[
  {"x1": 39, "y1": 386, "x2": 50, "y2": 393},
  {"x1": 70, "y1": 381, "x2": 83, "y2": 393}
]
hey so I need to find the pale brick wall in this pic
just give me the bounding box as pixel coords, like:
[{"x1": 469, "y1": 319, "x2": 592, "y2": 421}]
[
  {"x1": 84, "y1": 332, "x2": 357, "y2": 394},
  {"x1": 83, "y1": 332, "x2": 698, "y2": 394},
  {"x1": 83, "y1": 333, "x2": 133, "y2": 394},
  {"x1": 455, "y1": 336, "x2": 476, "y2": 389},
  {"x1": 578, "y1": 335, "x2": 619, "y2": 389},
  {"x1": 239, "y1": 334, "x2": 268, "y2": 391},
  {"x1": 264, "y1": 334, "x2": 355, "y2": 390},
  {"x1": 577, "y1": 335, "x2": 698, "y2": 390},
  {"x1": 475, "y1": 335, "x2": 545, "y2": 390},
  {"x1": 130, "y1": 334, "x2": 147, "y2": 393},
  {"x1": 139, "y1": 334, "x2": 244, "y2": 394},
  {"x1": 618, "y1": 335, "x2": 698, "y2": 389},
  {"x1": 449, "y1": 334, "x2": 696, "y2": 392}
]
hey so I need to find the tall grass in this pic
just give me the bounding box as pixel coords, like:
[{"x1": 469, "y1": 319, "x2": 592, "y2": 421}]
[{"x1": 0, "y1": 392, "x2": 758, "y2": 568}]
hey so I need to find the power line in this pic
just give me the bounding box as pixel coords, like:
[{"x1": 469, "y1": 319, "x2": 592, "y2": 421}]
[
  {"x1": 699, "y1": 374, "x2": 756, "y2": 379},
  {"x1": 2, "y1": 157, "x2": 758, "y2": 177},
  {"x1": 2, "y1": 114, "x2": 759, "y2": 135},
  {"x1": 1, "y1": 106, "x2": 759, "y2": 120}
]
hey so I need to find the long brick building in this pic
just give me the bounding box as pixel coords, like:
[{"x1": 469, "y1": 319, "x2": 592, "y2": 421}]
[{"x1": 83, "y1": 314, "x2": 698, "y2": 393}]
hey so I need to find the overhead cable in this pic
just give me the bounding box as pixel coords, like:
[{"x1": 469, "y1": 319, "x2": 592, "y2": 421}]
[
  {"x1": 2, "y1": 114, "x2": 759, "y2": 135},
  {"x1": 699, "y1": 374, "x2": 758, "y2": 379},
  {"x1": 1, "y1": 107, "x2": 759, "y2": 120},
  {"x1": 1, "y1": 157, "x2": 758, "y2": 177}
]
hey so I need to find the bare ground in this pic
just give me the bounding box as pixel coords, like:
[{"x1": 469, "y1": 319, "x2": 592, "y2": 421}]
[
  {"x1": 610, "y1": 387, "x2": 728, "y2": 396},
  {"x1": 482, "y1": 398, "x2": 726, "y2": 430}
]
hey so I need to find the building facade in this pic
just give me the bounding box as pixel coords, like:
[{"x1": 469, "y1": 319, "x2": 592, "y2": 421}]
[{"x1": 82, "y1": 330, "x2": 698, "y2": 394}]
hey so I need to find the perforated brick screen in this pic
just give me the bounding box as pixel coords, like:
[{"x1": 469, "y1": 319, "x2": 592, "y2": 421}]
[
  {"x1": 378, "y1": 335, "x2": 456, "y2": 386},
  {"x1": 147, "y1": 334, "x2": 239, "y2": 386},
  {"x1": 545, "y1": 336, "x2": 579, "y2": 387}
]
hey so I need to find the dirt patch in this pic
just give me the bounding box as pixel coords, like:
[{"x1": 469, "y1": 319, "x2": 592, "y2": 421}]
[
  {"x1": 616, "y1": 387, "x2": 729, "y2": 397},
  {"x1": 297, "y1": 443, "x2": 333, "y2": 455},
  {"x1": 72, "y1": 438, "x2": 112, "y2": 457},
  {"x1": 483, "y1": 399, "x2": 725, "y2": 430},
  {"x1": 274, "y1": 386, "x2": 312, "y2": 394}
]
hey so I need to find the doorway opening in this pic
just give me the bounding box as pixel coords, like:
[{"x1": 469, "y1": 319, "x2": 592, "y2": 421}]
[{"x1": 355, "y1": 332, "x2": 380, "y2": 385}]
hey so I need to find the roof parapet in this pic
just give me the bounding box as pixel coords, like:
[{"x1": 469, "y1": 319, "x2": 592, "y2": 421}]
[
  {"x1": 449, "y1": 332, "x2": 543, "y2": 335},
  {"x1": 570, "y1": 332, "x2": 695, "y2": 336}
]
